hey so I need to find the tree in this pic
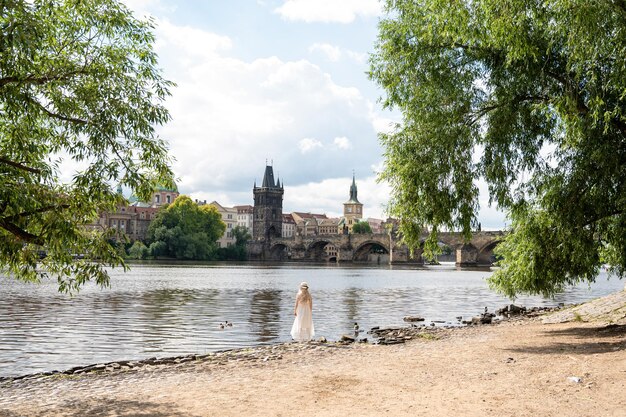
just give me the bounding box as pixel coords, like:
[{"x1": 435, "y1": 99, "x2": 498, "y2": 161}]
[
  {"x1": 0, "y1": 0, "x2": 174, "y2": 292},
  {"x1": 147, "y1": 196, "x2": 225, "y2": 260},
  {"x1": 370, "y1": 0, "x2": 625, "y2": 297},
  {"x1": 216, "y1": 226, "x2": 250, "y2": 261},
  {"x1": 228, "y1": 225, "x2": 252, "y2": 260},
  {"x1": 352, "y1": 221, "x2": 373, "y2": 234},
  {"x1": 232, "y1": 225, "x2": 251, "y2": 247},
  {"x1": 127, "y1": 241, "x2": 149, "y2": 260}
]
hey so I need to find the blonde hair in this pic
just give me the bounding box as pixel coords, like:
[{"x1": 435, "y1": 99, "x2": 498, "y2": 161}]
[{"x1": 297, "y1": 283, "x2": 312, "y2": 303}]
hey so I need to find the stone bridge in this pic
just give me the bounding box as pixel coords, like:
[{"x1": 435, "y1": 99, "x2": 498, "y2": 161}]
[{"x1": 248, "y1": 231, "x2": 504, "y2": 266}]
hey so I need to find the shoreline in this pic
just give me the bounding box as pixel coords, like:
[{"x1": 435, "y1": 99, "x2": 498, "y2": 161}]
[
  {"x1": 0, "y1": 303, "x2": 571, "y2": 383},
  {"x1": 0, "y1": 303, "x2": 557, "y2": 383},
  {"x1": 1, "y1": 291, "x2": 624, "y2": 417},
  {"x1": 0, "y1": 322, "x2": 458, "y2": 384}
]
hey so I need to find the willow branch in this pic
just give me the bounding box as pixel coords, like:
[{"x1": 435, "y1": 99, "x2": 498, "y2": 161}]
[{"x1": 466, "y1": 94, "x2": 550, "y2": 126}]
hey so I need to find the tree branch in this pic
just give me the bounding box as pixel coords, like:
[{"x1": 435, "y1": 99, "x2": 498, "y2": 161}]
[
  {"x1": 0, "y1": 219, "x2": 44, "y2": 245},
  {"x1": 581, "y1": 208, "x2": 626, "y2": 229},
  {"x1": 2, "y1": 204, "x2": 71, "y2": 223},
  {"x1": 26, "y1": 96, "x2": 90, "y2": 125},
  {"x1": 0, "y1": 70, "x2": 89, "y2": 88},
  {"x1": 466, "y1": 94, "x2": 551, "y2": 126},
  {"x1": 0, "y1": 156, "x2": 41, "y2": 174}
]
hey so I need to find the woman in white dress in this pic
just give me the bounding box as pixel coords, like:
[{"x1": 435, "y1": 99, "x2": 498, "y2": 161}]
[{"x1": 290, "y1": 282, "x2": 314, "y2": 342}]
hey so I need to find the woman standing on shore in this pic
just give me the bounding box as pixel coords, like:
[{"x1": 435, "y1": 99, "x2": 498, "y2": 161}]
[{"x1": 291, "y1": 282, "x2": 314, "y2": 342}]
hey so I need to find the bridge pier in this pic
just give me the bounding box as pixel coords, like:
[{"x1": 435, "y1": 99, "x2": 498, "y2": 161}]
[
  {"x1": 456, "y1": 243, "x2": 478, "y2": 267},
  {"x1": 389, "y1": 246, "x2": 424, "y2": 264}
]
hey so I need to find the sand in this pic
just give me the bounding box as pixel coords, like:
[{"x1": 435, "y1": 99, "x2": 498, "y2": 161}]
[{"x1": 1, "y1": 292, "x2": 625, "y2": 417}]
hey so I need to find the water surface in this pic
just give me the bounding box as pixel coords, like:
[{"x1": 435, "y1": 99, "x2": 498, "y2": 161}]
[{"x1": 0, "y1": 262, "x2": 621, "y2": 376}]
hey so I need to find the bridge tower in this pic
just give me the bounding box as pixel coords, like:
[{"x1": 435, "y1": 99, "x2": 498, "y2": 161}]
[
  {"x1": 253, "y1": 164, "x2": 284, "y2": 240},
  {"x1": 342, "y1": 173, "x2": 363, "y2": 232}
]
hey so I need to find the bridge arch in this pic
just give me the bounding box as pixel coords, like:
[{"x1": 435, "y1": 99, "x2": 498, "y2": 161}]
[
  {"x1": 304, "y1": 239, "x2": 334, "y2": 261},
  {"x1": 352, "y1": 240, "x2": 390, "y2": 262},
  {"x1": 476, "y1": 239, "x2": 503, "y2": 265},
  {"x1": 417, "y1": 233, "x2": 503, "y2": 266},
  {"x1": 268, "y1": 243, "x2": 290, "y2": 261}
]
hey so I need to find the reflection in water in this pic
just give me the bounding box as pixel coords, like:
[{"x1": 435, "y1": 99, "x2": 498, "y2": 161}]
[
  {"x1": 249, "y1": 290, "x2": 283, "y2": 343},
  {"x1": 0, "y1": 263, "x2": 622, "y2": 377},
  {"x1": 341, "y1": 287, "x2": 362, "y2": 333}
]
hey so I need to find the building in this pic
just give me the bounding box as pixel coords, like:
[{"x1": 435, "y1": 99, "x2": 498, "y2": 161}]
[
  {"x1": 234, "y1": 205, "x2": 254, "y2": 234},
  {"x1": 342, "y1": 174, "x2": 363, "y2": 233},
  {"x1": 151, "y1": 185, "x2": 179, "y2": 206},
  {"x1": 324, "y1": 243, "x2": 338, "y2": 261},
  {"x1": 127, "y1": 204, "x2": 160, "y2": 241},
  {"x1": 292, "y1": 212, "x2": 327, "y2": 236},
  {"x1": 88, "y1": 185, "x2": 178, "y2": 242},
  {"x1": 318, "y1": 217, "x2": 341, "y2": 235},
  {"x1": 282, "y1": 213, "x2": 296, "y2": 238},
  {"x1": 253, "y1": 165, "x2": 284, "y2": 240},
  {"x1": 366, "y1": 217, "x2": 385, "y2": 234},
  {"x1": 209, "y1": 201, "x2": 237, "y2": 248}
]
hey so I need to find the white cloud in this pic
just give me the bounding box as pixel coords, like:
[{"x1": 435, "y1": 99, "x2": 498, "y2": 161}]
[
  {"x1": 309, "y1": 43, "x2": 341, "y2": 62},
  {"x1": 283, "y1": 173, "x2": 506, "y2": 227},
  {"x1": 333, "y1": 136, "x2": 352, "y2": 150},
  {"x1": 121, "y1": 0, "x2": 176, "y2": 18},
  {"x1": 148, "y1": 20, "x2": 383, "y2": 197},
  {"x1": 275, "y1": 0, "x2": 382, "y2": 23},
  {"x1": 155, "y1": 19, "x2": 232, "y2": 58},
  {"x1": 299, "y1": 138, "x2": 323, "y2": 153},
  {"x1": 346, "y1": 49, "x2": 368, "y2": 63},
  {"x1": 286, "y1": 175, "x2": 390, "y2": 219}
]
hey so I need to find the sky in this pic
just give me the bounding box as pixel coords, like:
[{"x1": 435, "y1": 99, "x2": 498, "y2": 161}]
[{"x1": 121, "y1": 0, "x2": 507, "y2": 229}]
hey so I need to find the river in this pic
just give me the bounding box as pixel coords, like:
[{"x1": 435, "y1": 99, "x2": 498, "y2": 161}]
[{"x1": 0, "y1": 262, "x2": 622, "y2": 377}]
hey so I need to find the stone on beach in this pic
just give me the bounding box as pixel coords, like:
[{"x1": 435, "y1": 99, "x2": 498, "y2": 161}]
[{"x1": 403, "y1": 315, "x2": 425, "y2": 322}]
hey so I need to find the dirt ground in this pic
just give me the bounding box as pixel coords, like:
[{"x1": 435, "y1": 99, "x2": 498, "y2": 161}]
[{"x1": 1, "y1": 292, "x2": 625, "y2": 417}]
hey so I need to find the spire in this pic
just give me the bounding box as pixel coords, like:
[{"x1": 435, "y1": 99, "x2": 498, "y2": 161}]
[
  {"x1": 261, "y1": 165, "x2": 277, "y2": 188},
  {"x1": 350, "y1": 173, "x2": 359, "y2": 202},
  {"x1": 345, "y1": 172, "x2": 360, "y2": 204}
]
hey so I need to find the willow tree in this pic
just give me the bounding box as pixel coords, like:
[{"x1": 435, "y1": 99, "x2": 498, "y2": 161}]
[
  {"x1": 0, "y1": 0, "x2": 175, "y2": 292},
  {"x1": 370, "y1": 0, "x2": 626, "y2": 297}
]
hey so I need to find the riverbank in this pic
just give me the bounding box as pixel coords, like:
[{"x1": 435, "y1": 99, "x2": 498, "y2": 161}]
[{"x1": 1, "y1": 291, "x2": 624, "y2": 417}]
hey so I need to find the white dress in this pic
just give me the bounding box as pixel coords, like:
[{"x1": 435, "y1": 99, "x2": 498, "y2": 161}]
[{"x1": 290, "y1": 300, "x2": 314, "y2": 341}]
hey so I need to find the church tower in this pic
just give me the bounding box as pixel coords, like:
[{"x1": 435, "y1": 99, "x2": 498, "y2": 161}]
[
  {"x1": 343, "y1": 173, "x2": 363, "y2": 232},
  {"x1": 253, "y1": 165, "x2": 284, "y2": 240}
]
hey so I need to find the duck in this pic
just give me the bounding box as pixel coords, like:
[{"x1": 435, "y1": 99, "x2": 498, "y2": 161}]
[
  {"x1": 218, "y1": 323, "x2": 225, "y2": 330},
  {"x1": 353, "y1": 322, "x2": 359, "y2": 332},
  {"x1": 225, "y1": 321, "x2": 233, "y2": 327}
]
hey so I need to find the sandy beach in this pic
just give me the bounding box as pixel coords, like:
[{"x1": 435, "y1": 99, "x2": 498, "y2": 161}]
[{"x1": 1, "y1": 291, "x2": 625, "y2": 417}]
